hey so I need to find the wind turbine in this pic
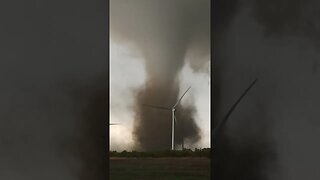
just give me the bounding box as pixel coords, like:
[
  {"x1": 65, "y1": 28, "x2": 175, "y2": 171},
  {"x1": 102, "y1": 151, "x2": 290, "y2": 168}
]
[
  {"x1": 143, "y1": 86, "x2": 191, "y2": 150},
  {"x1": 213, "y1": 78, "x2": 258, "y2": 141}
]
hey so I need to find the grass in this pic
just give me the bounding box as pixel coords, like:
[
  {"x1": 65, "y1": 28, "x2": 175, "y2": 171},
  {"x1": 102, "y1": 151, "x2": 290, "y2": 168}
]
[
  {"x1": 109, "y1": 148, "x2": 211, "y2": 158},
  {"x1": 109, "y1": 157, "x2": 210, "y2": 180}
]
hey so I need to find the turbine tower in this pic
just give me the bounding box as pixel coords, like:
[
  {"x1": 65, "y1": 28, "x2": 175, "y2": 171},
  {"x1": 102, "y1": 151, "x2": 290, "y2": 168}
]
[{"x1": 143, "y1": 86, "x2": 191, "y2": 150}]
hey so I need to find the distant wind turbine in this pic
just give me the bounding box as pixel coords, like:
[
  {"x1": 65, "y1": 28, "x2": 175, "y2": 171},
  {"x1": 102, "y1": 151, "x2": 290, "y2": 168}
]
[{"x1": 143, "y1": 86, "x2": 191, "y2": 150}]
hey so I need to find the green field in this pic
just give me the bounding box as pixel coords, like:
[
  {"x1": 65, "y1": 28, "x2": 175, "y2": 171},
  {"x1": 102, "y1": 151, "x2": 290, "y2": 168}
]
[{"x1": 109, "y1": 157, "x2": 210, "y2": 180}]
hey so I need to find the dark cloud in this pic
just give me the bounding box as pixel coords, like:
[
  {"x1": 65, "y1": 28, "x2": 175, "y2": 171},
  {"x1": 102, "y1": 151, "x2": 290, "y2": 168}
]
[
  {"x1": 251, "y1": 0, "x2": 319, "y2": 39},
  {"x1": 213, "y1": 0, "x2": 320, "y2": 180},
  {"x1": 213, "y1": 0, "x2": 320, "y2": 179},
  {"x1": 0, "y1": 0, "x2": 107, "y2": 179}
]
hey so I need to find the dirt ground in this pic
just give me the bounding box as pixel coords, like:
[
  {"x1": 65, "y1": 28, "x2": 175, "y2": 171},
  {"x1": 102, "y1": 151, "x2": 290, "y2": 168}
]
[{"x1": 109, "y1": 157, "x2": 210, "y2": 180}]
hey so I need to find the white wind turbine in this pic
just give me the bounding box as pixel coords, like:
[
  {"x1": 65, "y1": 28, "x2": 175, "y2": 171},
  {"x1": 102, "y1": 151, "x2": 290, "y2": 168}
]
[{"x1": 143, "y1": 86, "x2": 191, "y2": 150}]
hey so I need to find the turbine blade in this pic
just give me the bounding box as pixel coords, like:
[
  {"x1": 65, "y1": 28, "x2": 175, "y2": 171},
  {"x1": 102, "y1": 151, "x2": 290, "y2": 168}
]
[
  {"x1": 142, "y1": 104, "x2": 171, "y2": 111},
  {"x1": 173, "y1": 86, "x2": 191, "y2": 109},
  {"x1": 213, "y1": 78, "x2": 258, "y2": 137}
]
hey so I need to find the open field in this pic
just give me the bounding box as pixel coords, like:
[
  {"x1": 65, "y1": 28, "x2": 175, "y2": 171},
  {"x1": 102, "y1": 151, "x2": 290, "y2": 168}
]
[{"x1": 110, "y1": 157, "x2": 210, "y2": 180}]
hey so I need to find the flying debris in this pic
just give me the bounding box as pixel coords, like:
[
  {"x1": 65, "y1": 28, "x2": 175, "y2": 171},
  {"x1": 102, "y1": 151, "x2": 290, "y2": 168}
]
[{"x1": 143, "y1": 86, "x2": 191, "y2": 150}]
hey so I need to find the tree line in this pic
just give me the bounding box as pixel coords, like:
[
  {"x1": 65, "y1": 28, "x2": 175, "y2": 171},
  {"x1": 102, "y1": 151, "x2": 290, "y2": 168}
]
[{"x1": 109, "y1": 148, "x2": 210, "y2": 158}]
